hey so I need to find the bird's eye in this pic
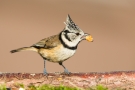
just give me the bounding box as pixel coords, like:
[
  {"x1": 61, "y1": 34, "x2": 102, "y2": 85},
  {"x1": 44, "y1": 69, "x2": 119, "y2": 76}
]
[{"x1": 76, "y1": 33, "x2": 80, "y2": 36}]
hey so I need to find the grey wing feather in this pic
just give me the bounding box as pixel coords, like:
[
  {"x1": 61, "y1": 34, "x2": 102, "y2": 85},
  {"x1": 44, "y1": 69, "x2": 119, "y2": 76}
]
[{"x1": 32, "y1": 35, "x2": 60, "y2": 49}]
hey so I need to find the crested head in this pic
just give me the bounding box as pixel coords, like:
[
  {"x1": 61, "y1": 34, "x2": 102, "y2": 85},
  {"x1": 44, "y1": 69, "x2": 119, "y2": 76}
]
[
  {"x1": 59, "y1": 15, "x2": 91, "y2": 50},
  {"x1": 59, "y1": 15, "x2": 93, "y2": 50}
]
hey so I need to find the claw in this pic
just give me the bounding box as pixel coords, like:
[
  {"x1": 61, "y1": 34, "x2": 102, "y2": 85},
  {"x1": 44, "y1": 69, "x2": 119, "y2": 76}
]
[
  {"x1": 43, "y1": 68, "x2": 48, "y2": 75},
  {"x1": 64, "y1": 68, "x2": 71, "y2": 75}
]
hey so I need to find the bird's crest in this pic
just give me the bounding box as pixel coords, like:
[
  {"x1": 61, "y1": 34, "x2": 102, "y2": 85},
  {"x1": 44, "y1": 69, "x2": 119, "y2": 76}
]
[{"x1": 64, "y1": 14, "x2": 80, "y2": 30}]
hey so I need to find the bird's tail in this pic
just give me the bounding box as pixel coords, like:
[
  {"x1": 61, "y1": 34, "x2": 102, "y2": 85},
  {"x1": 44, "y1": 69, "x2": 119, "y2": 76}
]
[{"x1": 10, "y1": 47, "x2": 38, "y2": 53}]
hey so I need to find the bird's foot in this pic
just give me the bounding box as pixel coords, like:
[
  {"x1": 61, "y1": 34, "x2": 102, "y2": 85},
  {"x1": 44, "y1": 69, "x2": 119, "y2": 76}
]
[
  {"x1": 43, "y1": 68, "x2": 48, "y2": 75},
  {"x1": 64, "y1": 69, "x2": 71, "y2": 75}
]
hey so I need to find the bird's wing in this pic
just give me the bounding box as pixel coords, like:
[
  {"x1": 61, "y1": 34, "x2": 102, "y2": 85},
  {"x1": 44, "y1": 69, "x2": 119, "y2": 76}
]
[{"x1": 31, "y1": 35, "x2": 61, "y2": 49}]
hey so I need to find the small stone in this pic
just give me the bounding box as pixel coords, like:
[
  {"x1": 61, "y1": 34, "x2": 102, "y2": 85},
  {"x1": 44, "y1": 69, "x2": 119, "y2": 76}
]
[{"x1": 19, "y1": 87, "x2": 25, "y2": 90}]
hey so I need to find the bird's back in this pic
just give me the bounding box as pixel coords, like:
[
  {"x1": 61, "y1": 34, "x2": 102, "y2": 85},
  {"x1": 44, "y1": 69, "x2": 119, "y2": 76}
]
[{"x1": 32, "y1": 34, "x2": 61, "y2": 49}]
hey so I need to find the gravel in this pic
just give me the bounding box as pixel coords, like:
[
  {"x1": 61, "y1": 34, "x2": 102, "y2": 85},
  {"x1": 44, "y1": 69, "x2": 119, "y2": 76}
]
[{"x1": 0, "y1": 71, "x2": 135, "y2": 90}]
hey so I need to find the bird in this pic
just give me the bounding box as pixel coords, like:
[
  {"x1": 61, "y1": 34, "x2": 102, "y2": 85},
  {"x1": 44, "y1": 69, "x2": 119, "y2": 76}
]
[{"x1": 10, "y1": 15, "x2": 93, "y2": 75}]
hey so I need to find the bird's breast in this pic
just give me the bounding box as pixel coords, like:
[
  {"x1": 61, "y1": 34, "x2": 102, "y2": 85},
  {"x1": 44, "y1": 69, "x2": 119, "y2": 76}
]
[{"x1": 39, "y1": 45, "x2": 76, "y2": 62}]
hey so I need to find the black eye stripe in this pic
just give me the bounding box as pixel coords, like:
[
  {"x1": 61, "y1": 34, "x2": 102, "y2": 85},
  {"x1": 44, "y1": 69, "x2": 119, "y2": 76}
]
[
  {"x1": 64, "y1": 30, "x2": 80, "y2": 36},
  {"x1": 64, "y1": 30, "x2": 70, "y2": 33}
]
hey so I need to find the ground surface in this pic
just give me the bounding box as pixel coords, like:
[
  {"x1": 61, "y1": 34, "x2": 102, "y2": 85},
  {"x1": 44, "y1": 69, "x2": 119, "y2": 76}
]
[{"x1": 0, "y1": 71, "x2": 135, "y2": 90}]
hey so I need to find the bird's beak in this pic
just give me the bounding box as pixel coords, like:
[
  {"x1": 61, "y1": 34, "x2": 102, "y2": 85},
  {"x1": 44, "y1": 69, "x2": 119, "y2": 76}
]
[{"x1": 81, "y1": 33, "x2": 94, "y2": 42}]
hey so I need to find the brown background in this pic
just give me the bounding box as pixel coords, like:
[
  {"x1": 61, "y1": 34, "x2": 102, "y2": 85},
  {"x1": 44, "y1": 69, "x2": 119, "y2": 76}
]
[{"x1": 0, "y1": 0, "x2": 135, "y2": 73}]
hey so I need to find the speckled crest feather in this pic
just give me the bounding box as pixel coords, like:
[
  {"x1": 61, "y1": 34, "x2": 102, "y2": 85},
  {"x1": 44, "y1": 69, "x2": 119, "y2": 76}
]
[{"x1": 64, "y1": 15, "x2": 80, "y2": 31}]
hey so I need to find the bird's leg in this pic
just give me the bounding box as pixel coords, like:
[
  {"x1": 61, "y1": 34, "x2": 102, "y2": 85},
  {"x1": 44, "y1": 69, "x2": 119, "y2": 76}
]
[
  {"x1": 59, "y1": 62, "x2": 70, "y2": 74},
  {"x1": 43, "y1": 60, "x2": 48, "y2": 75}
]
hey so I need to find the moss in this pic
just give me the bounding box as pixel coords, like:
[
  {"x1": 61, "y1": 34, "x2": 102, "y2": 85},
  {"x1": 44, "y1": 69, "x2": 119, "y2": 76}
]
[
  {"x1": 87, "y1": 85, "x2": 108, "y2": 90},
  {"x1": 28, "y1": 84, "x2": 80, "y2": 90},
  {"x1": 0, "y1": 84, "x2": 7, "y2": 90}
]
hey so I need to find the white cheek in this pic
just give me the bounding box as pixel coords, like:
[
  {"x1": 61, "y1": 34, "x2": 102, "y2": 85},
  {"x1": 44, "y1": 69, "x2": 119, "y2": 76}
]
[
  {"x1": 70, "y1": 34, "x2": 76, "y2": 40},
  {"x1": 62, "y1": 34, "x2": 79, "y2": 47}
]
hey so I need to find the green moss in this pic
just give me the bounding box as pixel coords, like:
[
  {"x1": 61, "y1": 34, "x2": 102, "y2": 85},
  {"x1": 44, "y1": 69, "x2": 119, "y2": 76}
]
[
  {"x1": 87, "y1": 85, "x2": 108, "y2": 90},
  {"x1": 0, "y1": 84, "x2": 125, "y2": 90},
  {"x1": 0, "y1": 84, "x2": 6, "y2": 90},
  {"x1": 13, "y1": 83, "x2": 25, "y2": 88},
  {"x1": 28, "y1": 84, "x2": 80, "y2": 90},
  {"x1": 96, "y1": 85, "x2": 108, "y2": 90}
]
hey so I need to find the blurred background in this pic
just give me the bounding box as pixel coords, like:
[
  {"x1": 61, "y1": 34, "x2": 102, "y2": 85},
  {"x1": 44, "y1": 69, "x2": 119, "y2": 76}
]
[{"x1": 0, "y1": 0, "x2": 135, "y2": 73}]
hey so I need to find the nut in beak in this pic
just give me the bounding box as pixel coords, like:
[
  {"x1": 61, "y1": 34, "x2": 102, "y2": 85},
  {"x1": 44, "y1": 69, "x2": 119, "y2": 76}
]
[{"x1": 86, "y1": 35, "x2": 93, "y2": 42}]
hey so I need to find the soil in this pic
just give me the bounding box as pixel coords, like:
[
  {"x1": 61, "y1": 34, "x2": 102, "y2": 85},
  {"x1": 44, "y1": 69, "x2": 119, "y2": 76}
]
[{"x1": 0, "y1": 71, "x2": 135, "y2": 90}]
